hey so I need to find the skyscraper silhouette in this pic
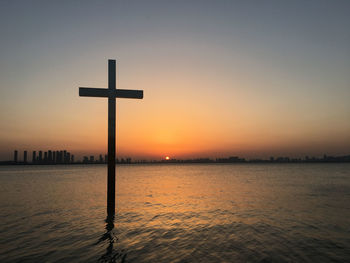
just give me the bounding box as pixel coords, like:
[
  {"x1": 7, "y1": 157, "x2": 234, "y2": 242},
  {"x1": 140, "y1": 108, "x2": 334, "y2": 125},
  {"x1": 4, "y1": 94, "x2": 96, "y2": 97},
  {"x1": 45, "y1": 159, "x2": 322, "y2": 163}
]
[
  {"x1": 32, "y1": 151, "x2": 36, "y2": 164},
  {"x1": 56, "y1": 151, "x2": 59, "y2": 163},
  {"x1": 66, "y1": 152, "x2": 70, "y2": 164},
  {"x1": 14, "y1": 150, "x2": 18, "y2": 163},
  {"x1": 48, "y1": 150, "x2": 52, "y2": 164},
  {"x1": 38, "y1": 151, "x2": 42, "y2": 163}
]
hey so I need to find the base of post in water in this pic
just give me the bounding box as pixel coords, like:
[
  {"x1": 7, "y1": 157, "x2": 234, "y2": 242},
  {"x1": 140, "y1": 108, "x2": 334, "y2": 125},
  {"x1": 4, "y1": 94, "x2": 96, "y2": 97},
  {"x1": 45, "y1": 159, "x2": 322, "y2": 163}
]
[{"x1": 107, "y1": 202, "x2": 115, "y2": 216}]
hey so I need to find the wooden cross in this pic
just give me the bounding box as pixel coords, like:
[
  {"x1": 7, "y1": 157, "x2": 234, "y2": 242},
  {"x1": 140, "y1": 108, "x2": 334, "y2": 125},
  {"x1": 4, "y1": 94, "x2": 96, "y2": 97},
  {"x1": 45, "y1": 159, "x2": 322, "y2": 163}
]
[{"x1": 79, "y1": 59, "x2": 143, "y2": 215}]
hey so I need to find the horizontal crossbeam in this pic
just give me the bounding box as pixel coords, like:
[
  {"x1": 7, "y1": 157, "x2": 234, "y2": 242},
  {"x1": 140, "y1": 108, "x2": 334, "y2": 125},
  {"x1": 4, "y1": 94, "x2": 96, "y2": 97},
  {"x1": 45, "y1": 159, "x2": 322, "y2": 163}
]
[
  {"x1": 79, "y1": 87, "x2": 109, "y2": 97},
  {"x1": 79, "y1": 87, "x2": 143, "y2": 99},
  {"x1": 116, "y1": 89, "x2": 143, "y2": 99}
]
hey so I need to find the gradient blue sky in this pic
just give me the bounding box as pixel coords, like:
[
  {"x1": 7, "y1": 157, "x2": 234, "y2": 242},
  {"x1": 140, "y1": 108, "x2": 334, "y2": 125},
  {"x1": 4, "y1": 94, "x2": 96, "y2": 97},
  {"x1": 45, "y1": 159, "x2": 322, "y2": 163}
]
[{"x1": 0, "y1": 0, "x2": 349, "y2": 160}]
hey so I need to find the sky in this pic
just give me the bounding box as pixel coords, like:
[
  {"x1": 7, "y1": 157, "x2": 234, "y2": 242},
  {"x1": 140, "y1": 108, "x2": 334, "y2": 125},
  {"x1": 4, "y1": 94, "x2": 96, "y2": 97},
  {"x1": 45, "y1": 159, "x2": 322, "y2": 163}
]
[{"x1": 0, "y1": 0, "x2": 349, "y2": 161}]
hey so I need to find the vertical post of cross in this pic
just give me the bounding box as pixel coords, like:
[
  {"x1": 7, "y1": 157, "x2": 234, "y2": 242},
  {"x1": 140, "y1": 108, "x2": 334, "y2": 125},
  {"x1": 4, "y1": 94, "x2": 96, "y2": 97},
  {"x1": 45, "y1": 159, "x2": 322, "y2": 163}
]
[{"x1": 107, "y1": 59, "x2": 116, "y2": 216}]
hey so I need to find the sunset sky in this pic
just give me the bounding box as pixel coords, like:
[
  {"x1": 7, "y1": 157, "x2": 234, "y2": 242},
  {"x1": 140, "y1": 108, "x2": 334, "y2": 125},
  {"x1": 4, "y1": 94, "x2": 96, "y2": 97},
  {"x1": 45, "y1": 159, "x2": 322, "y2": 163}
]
[{"x1": 0, "y1": 0, "x2": 349, "y2": 161}]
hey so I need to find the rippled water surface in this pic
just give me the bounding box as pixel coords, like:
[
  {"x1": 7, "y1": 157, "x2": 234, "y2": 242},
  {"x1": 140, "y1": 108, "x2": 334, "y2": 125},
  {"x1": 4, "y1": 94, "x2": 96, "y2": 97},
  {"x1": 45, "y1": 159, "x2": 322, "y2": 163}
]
[{"x1": 0, "y1": 164, "x2": 350, "y2": 262}]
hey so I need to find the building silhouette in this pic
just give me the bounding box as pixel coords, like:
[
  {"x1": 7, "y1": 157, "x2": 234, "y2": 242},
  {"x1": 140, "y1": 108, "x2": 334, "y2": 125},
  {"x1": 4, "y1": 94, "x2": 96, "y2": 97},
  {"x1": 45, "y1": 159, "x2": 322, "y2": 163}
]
[
  {"x1": 32, "y1": 151, "x2": 36, "y2": 164},
  {"x1": 48, "y1": 150, "x2": 52, "y2": 163},
  {"x1": 14, "y1": 150, "x2": 18, "y2": 163},
  {"x1": 8, "y1": 149, "x2": 75, "y2": 164},
  {"x1": 55, "y1": 151, "x2": 59, "y2": 163},
  {"x1": 23, "y1": 151, "x2": 27, "y2": 163}
]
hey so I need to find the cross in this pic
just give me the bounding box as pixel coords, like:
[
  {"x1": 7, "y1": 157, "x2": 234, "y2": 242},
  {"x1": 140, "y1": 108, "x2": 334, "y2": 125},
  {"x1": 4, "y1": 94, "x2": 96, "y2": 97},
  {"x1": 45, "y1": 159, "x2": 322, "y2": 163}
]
[{"x1": 79, "y1": 59, "x2": 143, "y2": 216}]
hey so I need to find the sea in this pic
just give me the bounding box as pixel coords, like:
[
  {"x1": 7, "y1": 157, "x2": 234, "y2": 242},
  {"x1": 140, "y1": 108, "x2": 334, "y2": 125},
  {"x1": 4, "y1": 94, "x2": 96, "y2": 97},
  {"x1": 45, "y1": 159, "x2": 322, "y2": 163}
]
[{"x1": 0, "y1": 164, "x2": 349, "y2": 262}]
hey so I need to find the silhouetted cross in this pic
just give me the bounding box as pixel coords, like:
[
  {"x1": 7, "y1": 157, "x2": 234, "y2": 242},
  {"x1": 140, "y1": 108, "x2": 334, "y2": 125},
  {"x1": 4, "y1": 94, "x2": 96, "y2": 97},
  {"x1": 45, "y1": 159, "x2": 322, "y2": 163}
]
[{"x1": 79, "y1": 59, "x2": 143, "y2": 215}]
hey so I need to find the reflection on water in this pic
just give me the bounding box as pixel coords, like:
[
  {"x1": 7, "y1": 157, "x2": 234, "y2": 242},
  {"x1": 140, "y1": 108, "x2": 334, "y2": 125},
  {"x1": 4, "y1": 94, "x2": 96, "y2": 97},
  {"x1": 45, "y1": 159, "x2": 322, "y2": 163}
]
[
  {"x1": 0, "y1": 164, "x2": 350, "y2": 262},
  {"x1": 97, "y1": 215, "x2": 126, "y2": 263}
]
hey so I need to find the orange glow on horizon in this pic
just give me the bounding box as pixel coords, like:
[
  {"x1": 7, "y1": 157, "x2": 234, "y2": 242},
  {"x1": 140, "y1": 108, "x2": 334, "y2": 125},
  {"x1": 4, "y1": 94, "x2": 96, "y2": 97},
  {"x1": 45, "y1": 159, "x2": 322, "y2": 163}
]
[{"x1": 1, "y1": 48, "x2": 350, "y2": 161}]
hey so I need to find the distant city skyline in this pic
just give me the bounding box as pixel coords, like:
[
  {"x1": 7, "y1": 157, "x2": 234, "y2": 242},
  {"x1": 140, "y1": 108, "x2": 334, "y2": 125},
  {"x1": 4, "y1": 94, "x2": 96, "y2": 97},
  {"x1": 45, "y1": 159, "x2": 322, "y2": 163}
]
[
  {"x1": 5, "y1": 149, "x2": 350, "y2": 165},
  {"x1": 1, "y1": 1, "x2": 350, "y2": 160}
]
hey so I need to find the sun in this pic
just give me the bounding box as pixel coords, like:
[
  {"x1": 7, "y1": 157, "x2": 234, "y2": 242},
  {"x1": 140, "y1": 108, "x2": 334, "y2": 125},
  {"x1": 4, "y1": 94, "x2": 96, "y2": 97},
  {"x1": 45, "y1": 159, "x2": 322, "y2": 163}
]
[{"x1": 165, "y1": 156, "x2": 170, "y2": 160}]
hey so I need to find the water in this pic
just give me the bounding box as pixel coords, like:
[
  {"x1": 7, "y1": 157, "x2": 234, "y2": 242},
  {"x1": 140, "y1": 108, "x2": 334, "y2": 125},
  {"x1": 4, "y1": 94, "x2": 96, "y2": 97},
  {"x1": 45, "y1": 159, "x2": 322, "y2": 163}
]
[{"x1": 0, "y1": 164, "x2": 349, "y2": 262}]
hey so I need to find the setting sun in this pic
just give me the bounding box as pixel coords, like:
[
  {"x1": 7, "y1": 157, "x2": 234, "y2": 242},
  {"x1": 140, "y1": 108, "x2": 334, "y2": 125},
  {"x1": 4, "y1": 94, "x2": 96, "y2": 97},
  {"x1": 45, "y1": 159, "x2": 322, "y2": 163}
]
[{"x1": 165, "y1": 156, "x2": 170, "y2": 160}]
